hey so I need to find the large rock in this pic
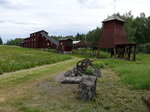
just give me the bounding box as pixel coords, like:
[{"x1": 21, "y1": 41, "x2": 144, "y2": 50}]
[
  {"x1": 93, "y1": 68, "x2": 102, "y2": 77},
  {"x1": 61, "y1": 76, "x2": 82, "y2": 84},
  {"x1": 79, "y1": 75, "x2": 97, "y2": 101},
  {"x1": 60, "y1": 59, "x2": 102, "y2": 101}
]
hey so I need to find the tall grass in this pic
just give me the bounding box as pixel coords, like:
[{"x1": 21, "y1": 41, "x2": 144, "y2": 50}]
[
  {"x1": 72, "y1": 49, "x2": 110, "y2": 58},
  {"x1": 101, "y1": 54, "x2": 150, "y2": 90},
  {"x1": 0, "y1": 45, "x2": 72, "y2": 74},
  {"x1": 72, "y1": 51, "x2": 150, "y2": 90}
]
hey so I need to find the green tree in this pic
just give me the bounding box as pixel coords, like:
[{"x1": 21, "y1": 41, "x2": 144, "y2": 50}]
[
  {"x1": 6, "y1": 38, "x2": 23, "y2": 46},
  {"x1": 75, "y1": 33, "x2": 86, "y2": 41},
  {"x1": 0, "y1": 37, "x2": 3, "y2": 45},
  {"x1": 86, "y1": 27, "x2": 102, "y2": 43},
  {"x1": 133, "y1": 15, "x2": 150, "y2": 44},
  {"x1": 117, "y1": 12, "x2": 136, "y2": 43}
]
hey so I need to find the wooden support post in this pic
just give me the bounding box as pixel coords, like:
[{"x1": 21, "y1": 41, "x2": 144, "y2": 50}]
[
  {"x1": 132, "y1": 45, "x2": 136, "y2": 61},
  {"x1": 123, "y1": 46, "x2": 125, "y2": 58},
  {"x1": 97, "y1": 48, "x2": 100, "y2": 58},
  {"x1": 111, "y1": 48, "x2": 114, "y2": 58},
  {"x1": 125, "y1": 46, "x2": 128, "y2": 60},
  {"x1": 114, "y1": 47, "x2": 117, "y2": 58},
  {"x1": 127, "y1": 46, "x2": 131, "y2": 60}
]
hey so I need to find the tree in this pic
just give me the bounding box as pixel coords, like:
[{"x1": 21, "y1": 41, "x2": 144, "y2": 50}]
[
  {"x1": 6, "y1": 38, "x2": 23, "y2": 46},
  {"x1": 86, "y1": 27, "x2": 102, "y2": 43},
  {"x1": 75, "y1": 33, "x2": 86, "y2": 41},
  {"x1": 133, "y1": 15, "x2": 150, "y2": 44},
  {"x1": 117, "y1": 12, "x2": 136, "y2": 43},
  {"x1": 0, "y1": 37, "x2": 3, "y2": 45}
]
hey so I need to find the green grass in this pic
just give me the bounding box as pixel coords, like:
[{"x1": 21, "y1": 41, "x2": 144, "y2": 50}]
[
  {"x1": 0, "y1": 58, "x2": 82, "y2": 112},
  {"x1": 71, "y1": 49, "x2": 110, "y2": 58},
  {"x1": 0, "y1": 57, "x2": 149, "y2": 112},
  {"x1": 1, "y1": 66, "x2": 147, "y2": 112},
  {"x1": 72, "y1": 51, "x2": 150, "y2": 90},
  {"x1": 0, "y1": 45, "x2": 72, "y2": 74},
  {"x1": 98, "y1": 54, "x2": 150, "y2": 90}
]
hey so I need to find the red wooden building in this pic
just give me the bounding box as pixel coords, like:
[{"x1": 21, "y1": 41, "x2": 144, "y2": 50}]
[
  {"x1": 98, "y1": 14, "x2": 137, "y2": 60},
  {"x1": 21, "y1": 30, "x2": 73, "y2": 54},
  {"x1": 58, "y1": 38, "x2": 73, "y2": 54},
  {"x1": 21, "y1": 30, "x2": 58, "y2": 49}
]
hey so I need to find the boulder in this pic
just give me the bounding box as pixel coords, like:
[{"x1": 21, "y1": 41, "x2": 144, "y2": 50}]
[{"x1": 79, "y1": 75, "x2": 97, "y2": 100}]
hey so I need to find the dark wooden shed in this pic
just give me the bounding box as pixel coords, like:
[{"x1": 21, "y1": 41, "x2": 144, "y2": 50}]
[
  {"x1": 99, "y1": 14, "x2": 128, "y2": 48},
  {"x1": 58, "y1": 38, "x2": 73, "y2": 54},
  {"x1": 98, "y1": 14, "x2": 137, "y2": 61}
]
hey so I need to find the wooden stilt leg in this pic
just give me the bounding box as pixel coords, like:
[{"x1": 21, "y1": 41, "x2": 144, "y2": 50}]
[
  {"x1": 114, "y1": 48, "x2": 117, "y2": 58},
  {"x1": 97, "y1": 48, "x2": 100, "y2": 58},
  {"x1": 111, "y1": 48, "x2": 114, "y2": 58},
  {"x1": 128, "y1": 46, "x2": 131, "y2": 60},
  {"x1": 132, "y1": 45, "x2": 136, "y2": 61}
]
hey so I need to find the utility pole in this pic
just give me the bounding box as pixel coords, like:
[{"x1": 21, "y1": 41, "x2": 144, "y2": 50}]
[{"x1": 114, "y1": 0, "x2": 116, "y2": 14}]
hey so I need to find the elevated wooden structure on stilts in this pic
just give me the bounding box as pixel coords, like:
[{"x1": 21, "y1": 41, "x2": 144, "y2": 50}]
[{"x1": 98, "y1": 14, "x2": 137, "y2": 61}]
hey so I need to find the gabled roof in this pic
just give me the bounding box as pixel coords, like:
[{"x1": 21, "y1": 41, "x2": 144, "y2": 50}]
[
  {"x1": 102, "y1": 14, "x2": 125, "y2": 23},
  {"x1": 40, "y1": 32, "x2": 59, "y2": 46},
  {"x1": 59, "y1": 38, "x2": 73, "y2": 41},
  {"x1": 31, "y1": 30, "x2": 48, "y2": 35}
]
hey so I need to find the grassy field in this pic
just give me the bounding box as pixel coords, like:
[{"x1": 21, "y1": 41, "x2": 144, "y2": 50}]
[
  {"x1": 0, "y1": 45, "x2": 72, "y2": 74},
  {"x1": 100, "y1": 54, "x2": 150, "y2": 90},
  {"x1": 0, "y1": 46, "x2": 150, "y2": 111},
  {"x1": 0, "y1": 58, "x2": 149, "y2": 112},
  {"x1": 71, "y1": 51, "x2": 150, "y2": 90}
]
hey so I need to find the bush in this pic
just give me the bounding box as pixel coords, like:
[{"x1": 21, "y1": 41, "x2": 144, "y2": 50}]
[
  {"x1": 85, "y1": 67, "x2": 93, "y2": 75},
  {"x1": 92, "y1": 61, "x2": 105, "y2": 69},
  {"x1": 137, "y1": 43, "x2": 150, "y2": 53}
]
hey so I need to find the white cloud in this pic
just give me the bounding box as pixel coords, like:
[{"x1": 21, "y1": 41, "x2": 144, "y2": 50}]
[{"x1": 0, "y1": 0, "x2": 150, "y2": 43}]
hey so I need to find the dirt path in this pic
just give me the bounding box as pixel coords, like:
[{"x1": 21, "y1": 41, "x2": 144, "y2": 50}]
[
  {"x1": 29, "y1": 67, "x2": 149, "y2": 112},
  {"x1": 96, "y1": 68, "x2": 150, "y2": 112},
  {"x1": 4, "y1": 67, "x2": 148, "y2": 112},
  {"x1": 0, "y1": 58, "x2": 80, "y2": 107}
]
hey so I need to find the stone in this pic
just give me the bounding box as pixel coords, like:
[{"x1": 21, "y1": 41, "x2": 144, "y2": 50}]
[
  {"x1": 79, "y1": 75, "x2": 97, "y2": 100},
  {"x1": 64, "y1": 70, "x2": 73, "y2": 77},
  {"x1": 60, "y1": 59, "x2": 102, "y2": 101},
  {"x1": 61, "y1": 76, "x2": 82, "y2": 84},
  {"x1": 93, "y1": 68, "x2": 102, "y2": 77}
]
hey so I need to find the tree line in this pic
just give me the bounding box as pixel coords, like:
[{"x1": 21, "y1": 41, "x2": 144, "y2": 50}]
[{"x1": 1, "y1": 11, "x2": 150, "y2": 53}]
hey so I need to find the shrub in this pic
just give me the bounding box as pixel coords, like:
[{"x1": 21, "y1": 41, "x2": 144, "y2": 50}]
[
  {"x1": 92, "y1": 61, "x2": 105, "y2": 69},
  {"x1": 85, "y1": 67, "x2": 93, "y2": 75}
]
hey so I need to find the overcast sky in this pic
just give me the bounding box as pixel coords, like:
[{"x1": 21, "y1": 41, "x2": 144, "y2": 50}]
[{"x1": 0, "y1": 0, "x2": 150, "y2": 43}]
